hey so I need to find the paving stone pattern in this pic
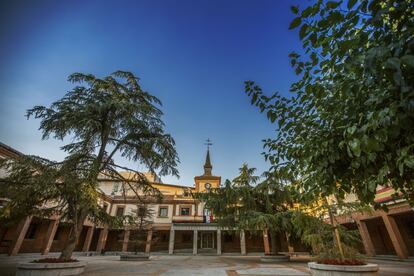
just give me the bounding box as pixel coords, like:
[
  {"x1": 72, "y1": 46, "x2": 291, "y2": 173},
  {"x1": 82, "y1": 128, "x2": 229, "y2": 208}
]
[{"x1": 0, "y1": 253, "x2": 413, "y2": 276}]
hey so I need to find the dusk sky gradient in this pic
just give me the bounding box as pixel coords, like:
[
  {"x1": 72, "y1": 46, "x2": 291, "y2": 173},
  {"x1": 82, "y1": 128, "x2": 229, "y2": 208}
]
[{"x1": 0, "y1": 0, "x2": 304, "y2": 186}]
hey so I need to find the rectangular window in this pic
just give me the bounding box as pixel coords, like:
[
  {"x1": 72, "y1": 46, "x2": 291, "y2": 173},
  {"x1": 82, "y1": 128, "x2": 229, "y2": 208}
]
[
  {"x1": 180, "y1": 207, "x2": 190, "y2": 216},
  {"x1": 137, "y1": 207, "x2": 146, "y2": 217},
  {"x1": 102, "y1": 203, "x2": 108, "y2": 213},
  {"x1": 116, "y1": 206, "x2": 125, "y2": 217},
  {"x1": 159, "y1": 207, "x2": 168, "y2": 217},
  {"x1": 25, "y1": 223, "x2": 37, "y2": 239}
]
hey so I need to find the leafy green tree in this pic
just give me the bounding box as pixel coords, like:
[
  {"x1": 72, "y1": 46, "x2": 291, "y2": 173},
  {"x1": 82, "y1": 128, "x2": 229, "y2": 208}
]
[
  {"x1": 245, "y1": 0, "x2": 414, "y2": 204},
  {"x1": 197, "y1": 164, "x2": 294, "y2": 255},
  {"x1": 0, "y1": 154, "x2": 116, "y2": 257},
  {"x1": 0, "y1": 71, "x2": 178, "y2": 260},
  {"x1": 123, "y1": 203, "x2": 154, "y2": 254},
  {"x1": 289, "y1": 192, "x2": 369, "y2": 261},
  {"x1": 232, "y1": 163, "x2": 260, "y2": 187}
]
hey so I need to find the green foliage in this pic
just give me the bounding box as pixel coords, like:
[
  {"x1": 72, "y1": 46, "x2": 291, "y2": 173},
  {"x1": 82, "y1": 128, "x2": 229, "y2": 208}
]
[
  {"x1": 0, "y1": 154, "x2": 109, "y2": 225},
  {"x1": 0, "y1": 71, "x2": 179, "y2": 259},
  {"x1": 22, "y1": 71, "x2": 179, "y2": 202},
  {"x1": 246, "y1": 0, "x2": 414, "y2": 204},
  {"x1": 196, "y1": 164, "x2": 293, "y2": 234},
  {"x1": 290, "y1": 201, "x2": 365, "y2": 261},
  {"x1": 232, "y1": 163, "x2": 260, "y2": 187},
  {"x1": 27, "y1": 71, "x2": 179, "y2": 182},
  {"x1": 126, "y1": 203, "x2": 155, "y2": 230},
  {"x1": 126, "y1": 203, "x2": 156, "y2": 254}
]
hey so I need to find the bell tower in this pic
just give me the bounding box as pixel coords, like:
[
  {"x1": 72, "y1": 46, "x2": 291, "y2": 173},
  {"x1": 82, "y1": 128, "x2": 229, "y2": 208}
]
[
  {"x1": 203, "y1": 148, "x2": 212, "y2": 176},
  {"x1": 194, "y1": 139, "x2": 221, "y2": 192}
]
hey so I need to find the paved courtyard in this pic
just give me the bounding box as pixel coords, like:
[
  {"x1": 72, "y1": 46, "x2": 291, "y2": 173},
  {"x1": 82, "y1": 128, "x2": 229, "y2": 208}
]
[{"x1": 0, "y1": 253, "x2": 414, "y2": 276}]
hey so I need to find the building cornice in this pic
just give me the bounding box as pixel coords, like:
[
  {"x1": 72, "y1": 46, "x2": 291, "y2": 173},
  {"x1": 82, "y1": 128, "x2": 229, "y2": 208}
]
[{"x1": 0, "y1": 142, "x2": 23, "y2": 158}]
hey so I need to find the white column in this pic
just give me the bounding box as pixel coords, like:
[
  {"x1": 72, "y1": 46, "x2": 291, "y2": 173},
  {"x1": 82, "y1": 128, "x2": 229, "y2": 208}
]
[
  {"x1": 9, "y1": 216, "x2": 33, "y2": 256},
  {"x1": 355, "y1": 218, "x2": 375, "y2": 256},
  {"x1": 382, "y1": 214, "x2": 409, "y2": 259},
  {"x1": 193, "y1": 230, "x2": 198, "y2": 255},
  {"x1": 263, "y1": 230, "x2": 270, "y2": 255},
  {"x1": 217, "y1": 230, "x2": 222, "y2": 255},
  {"x1": 82, "y1": 226, "x2": 94, "y2": 252},
  {"x1": 41, "y1": 219, "x2": 59, "y2": 255},
  {"x1": 96, "y1": 227, "x2": 108, "y2": 253},
  {"x1": 122, "y1": 230, "x2": 130, "y2": 252},
  {"x1": 240, "y1": 230, "x2": 246, "y2": 255},
  {"x1": 168, "y1": 229, "x2": 175, "y2": 254},
  {"x1": 145, "y1": 229, "x2": 153, "y2": 254}
]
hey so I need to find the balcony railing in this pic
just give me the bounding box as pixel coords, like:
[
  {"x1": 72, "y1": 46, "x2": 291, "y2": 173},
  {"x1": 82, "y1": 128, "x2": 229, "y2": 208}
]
[{"x1": 172, "y1": 215, "x2": 204, "y2": 223}]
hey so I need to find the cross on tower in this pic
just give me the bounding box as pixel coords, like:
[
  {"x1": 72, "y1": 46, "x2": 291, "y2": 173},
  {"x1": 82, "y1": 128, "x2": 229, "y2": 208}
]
[
  {"x1": 203, "y1": 139, "x2": 213, "y2": 176},
  {"x1": 204, "y1": 138, "x2": 213, "y2": 150}
]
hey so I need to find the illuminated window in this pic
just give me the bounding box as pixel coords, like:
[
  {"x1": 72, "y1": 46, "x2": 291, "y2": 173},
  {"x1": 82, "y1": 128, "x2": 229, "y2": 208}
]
[
  {"x1": 159, "y1": 207, "x2": 168, "y2": 217},
  {"x1": 116, "y1": 206, "x2": 125, "y2": 217},
  {"x1": 180, "y1": 207, "x2": 190, "y2": 216},
  {"x1": 138, "y1": 207, "x2": 146, "y2": 217}
]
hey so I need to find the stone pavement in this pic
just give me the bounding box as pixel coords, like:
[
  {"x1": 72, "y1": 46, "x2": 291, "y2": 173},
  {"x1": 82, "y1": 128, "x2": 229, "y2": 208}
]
[{"x1": 0, "y1": 253, "x2": 413, "y2": 276}]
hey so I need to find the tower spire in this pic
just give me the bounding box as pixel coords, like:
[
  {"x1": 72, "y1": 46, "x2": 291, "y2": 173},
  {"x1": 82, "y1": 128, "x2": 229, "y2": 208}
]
[{"x1": 204, "y1": 139, "x2": 213, "y2": 176}]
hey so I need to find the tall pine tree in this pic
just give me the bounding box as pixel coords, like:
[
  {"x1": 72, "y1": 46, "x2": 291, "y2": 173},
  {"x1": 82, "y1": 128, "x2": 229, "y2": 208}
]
[{"x1": 0, "y1": 71, "x2": 179, "y2": 259}]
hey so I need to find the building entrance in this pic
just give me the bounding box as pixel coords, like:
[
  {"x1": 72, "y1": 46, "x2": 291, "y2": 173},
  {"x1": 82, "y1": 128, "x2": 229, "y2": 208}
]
[{"x1": 201, "y1": 232, "x2": 214, "y2": 249}]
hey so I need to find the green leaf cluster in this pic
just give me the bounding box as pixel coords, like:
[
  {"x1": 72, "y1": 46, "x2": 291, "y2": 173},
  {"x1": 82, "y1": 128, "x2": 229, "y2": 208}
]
[
  {"x1": 246, "y1": 0, "x2": 414, "y2": 204},
  {"x1": 0, "y1": 71, "x2": 179, "y2": 259},
  {"x1": 196, "y1": 164, "x2": 295, "y2": 253}
]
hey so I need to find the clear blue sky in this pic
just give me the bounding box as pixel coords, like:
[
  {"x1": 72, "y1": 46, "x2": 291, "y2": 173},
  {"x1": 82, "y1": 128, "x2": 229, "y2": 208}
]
[{"x1": 0, "y1": 0, "x2": 304, "y2": 186}]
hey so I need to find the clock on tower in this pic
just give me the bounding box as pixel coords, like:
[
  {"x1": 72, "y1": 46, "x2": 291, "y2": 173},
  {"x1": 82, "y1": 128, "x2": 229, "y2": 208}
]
[{"x1": 194, "y1": 140, "x2": 221, "y2": 193}]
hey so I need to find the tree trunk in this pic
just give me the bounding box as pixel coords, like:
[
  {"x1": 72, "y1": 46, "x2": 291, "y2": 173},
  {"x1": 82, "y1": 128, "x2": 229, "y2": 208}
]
[
  {"x1": 326, "y1": 198, "x2": 345, "y2": 261},
  {"x1": 60, "y1": 209, "x2": 88, "y2": 260}
]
